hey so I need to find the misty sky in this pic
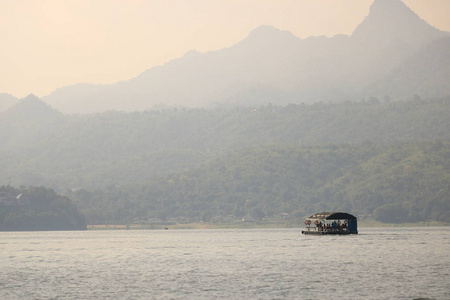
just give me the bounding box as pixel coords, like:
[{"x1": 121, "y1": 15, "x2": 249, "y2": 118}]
[{"x1": 1, "y1": 0, "x2": 449, "y2": 98}]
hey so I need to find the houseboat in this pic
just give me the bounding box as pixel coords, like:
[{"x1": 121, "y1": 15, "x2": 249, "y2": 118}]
[{"x1": 301, "y1": 212, "x2": 358, "y2": 235}]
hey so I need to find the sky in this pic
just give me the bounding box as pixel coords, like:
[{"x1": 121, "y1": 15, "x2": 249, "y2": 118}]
[{"x1": 1, "y1": 0, "x2": 449, "y2": 98}]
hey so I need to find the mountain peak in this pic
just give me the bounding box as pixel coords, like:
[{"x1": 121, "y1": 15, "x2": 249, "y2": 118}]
[
  {"x1": 369, "y1": 0, "x2": 411, "y2": 15},
  {"x1": 7, "y1": 94, "x2": 61, "y2": 119},
  {"x1": 245, "y1": 25, "x2": 298, "y2": 44},
  {"x1": 352, "y1": 0, "x2": 446, "y2": 47},
  {"x1": 22, "y1": 93, "x2": 42, "y2": 103},
  {"x1": 249, "y1": 25, "x2": 282, "y2": 36}
]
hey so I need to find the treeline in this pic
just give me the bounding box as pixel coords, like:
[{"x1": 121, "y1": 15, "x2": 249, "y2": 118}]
[
  {"x1": 1, "y1": 96, "x2": 450, "y2": 190},
  {"x1": 68, "y1": 141, "x2": 450, "y2": 224},
  {"x1": 2, "y1": 96, "x2": 450, "y2": 225},
  {"x1": 0, "y1": 186, "x2": 86, "y2": 231}
]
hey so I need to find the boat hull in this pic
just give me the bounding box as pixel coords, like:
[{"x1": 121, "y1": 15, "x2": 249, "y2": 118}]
[{"x1": 301, "y1": 230, "x2": 357, "y2": 235}]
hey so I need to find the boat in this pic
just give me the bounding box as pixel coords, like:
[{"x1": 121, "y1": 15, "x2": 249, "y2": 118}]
[{"x1": 301, "y1": 212, "x2": 358, "y2": 235}]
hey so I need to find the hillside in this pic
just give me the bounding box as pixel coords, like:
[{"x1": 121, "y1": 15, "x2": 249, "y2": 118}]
[
  {"x1": 69, "y1": 142, "x2": 450, "y2": 224},
  {"x1": 366, "y1": 37, "x2": 450, "y2": 99},
  {"x1": 2, "y1": 94, "x2": 449, "y2": 224},
  {"x1": 0, "y1": 186, "x2": 86, "y2": 231},
  {"x1": 1, "y1": 96, "x2": 450, "y2": 190}
]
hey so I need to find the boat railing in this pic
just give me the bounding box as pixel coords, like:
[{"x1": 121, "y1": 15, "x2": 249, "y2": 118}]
[
  {"x1": 304, "y1": 219, "x2": 350, "y2": 232},
  {"x1": 304, "y1": 226, "x2": 349, "y2": 232}
]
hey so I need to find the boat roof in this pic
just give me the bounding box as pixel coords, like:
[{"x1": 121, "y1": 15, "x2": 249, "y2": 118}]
[{"x1": 309, "y1": 212, "x2": 357, "y2": 220}]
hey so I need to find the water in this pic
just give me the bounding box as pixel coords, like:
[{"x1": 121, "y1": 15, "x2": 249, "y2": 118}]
[{"x1": 1, "y1": 227, "x2": 449, "y2": 299}]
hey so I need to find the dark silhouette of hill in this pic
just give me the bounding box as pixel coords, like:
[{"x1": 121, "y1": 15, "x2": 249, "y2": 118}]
[
  {"x1": 0, "y1": 186, "x2": 86, "y2": 231},
  {"x1": 43, "y1": 0, "x2": 449, "y2": 114}
]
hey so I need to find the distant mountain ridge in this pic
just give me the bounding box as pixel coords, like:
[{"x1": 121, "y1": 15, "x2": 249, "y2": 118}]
[
  {"x1": 6, "y1": 94, "x2": 61, "y2": 119},
  {"x1": 43, "y1": 0, "x2": 450, "y2": 114},
  {"x1": 0, "y1": 93, "x2": 18, "y2": 112}
]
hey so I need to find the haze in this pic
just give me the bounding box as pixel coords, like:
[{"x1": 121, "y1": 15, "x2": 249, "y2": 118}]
[{"x1": 1, "y1": 0, "x2": 449, "y2": 99}]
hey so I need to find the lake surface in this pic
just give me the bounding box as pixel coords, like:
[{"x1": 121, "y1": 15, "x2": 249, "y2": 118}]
[{"x1": 1, "y1": 227, "x2": 449, "y2": 299}]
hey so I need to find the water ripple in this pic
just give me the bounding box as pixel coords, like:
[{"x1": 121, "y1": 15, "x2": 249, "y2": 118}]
[{"x1": 0, "y1": 228, "x2": 449, "y2": 299}]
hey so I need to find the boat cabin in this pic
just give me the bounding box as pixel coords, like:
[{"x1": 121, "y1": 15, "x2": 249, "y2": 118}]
[{"x1": 302, "y1": 212, "x2": 358, "y2": 235}]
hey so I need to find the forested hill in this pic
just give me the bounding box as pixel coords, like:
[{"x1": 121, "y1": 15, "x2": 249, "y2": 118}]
[
  {"x1": 69, "y1": 142, "x2": 450, "y2": 224},
  {"x1": 1, "y1": 96, "x2": 450, "y2": 189},
  {"x1": 0, "y1": 186, "x2": 87, "y2": 231}
]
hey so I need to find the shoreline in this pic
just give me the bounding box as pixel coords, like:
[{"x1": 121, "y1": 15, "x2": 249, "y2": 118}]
[{"x1": 86, "y1": 220, "x2": 449, "y2": 230}]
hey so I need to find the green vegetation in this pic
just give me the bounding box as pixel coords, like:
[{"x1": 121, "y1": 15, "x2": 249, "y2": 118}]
[
  {"x1": 0, "y1": 186, "x2": 86, "y2": 231},
  {"x1": 1, "y1": 96, "x2": 450, "y2": 226},
  {"x1": 2, "y1": 96, "x2": 450, "y2": 190},
  {"x1": 68, "y1": 141, "x2": 450, "y2": 225}
]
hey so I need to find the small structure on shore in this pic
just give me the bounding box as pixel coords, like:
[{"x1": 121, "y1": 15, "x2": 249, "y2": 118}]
[{"x1": 302, "y1": 212, "x2": 358, "y2": 235}]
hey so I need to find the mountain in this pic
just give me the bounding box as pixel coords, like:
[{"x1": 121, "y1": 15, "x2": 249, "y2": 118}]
[
  {"x1": 69, "y1": 142, "x2": 450, "y2": 224},
  {"x1": 2, "y1": 95, "x2": 450, "y2": 189},
  {"x1": 44, "y1": 26, "x2": 307, "y2": 113},
  {"x1": 0, "y1": 94, "x2": 64, "y2": 152},
  {"x1": 0, "y1": 186, "x2": 86, "y2": 231},
  {"x1": 2, "y1": 95, "x2": 449, "y2": 223},
  {"x1": 43, "y1": 0, "x2": 449, "y2": 114},
  {"x1": 0, "y1": 93, "x2": 18, "y2": 112},
  {"x1": 352, "y1": 0, "x2": 446, "y2": 48},
  {"x1": 366, "y1": 37, "x2": 450, "y2": 100},
  {"x1": 5, "y1": 94, "x2": 61, "y2": 119}
]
